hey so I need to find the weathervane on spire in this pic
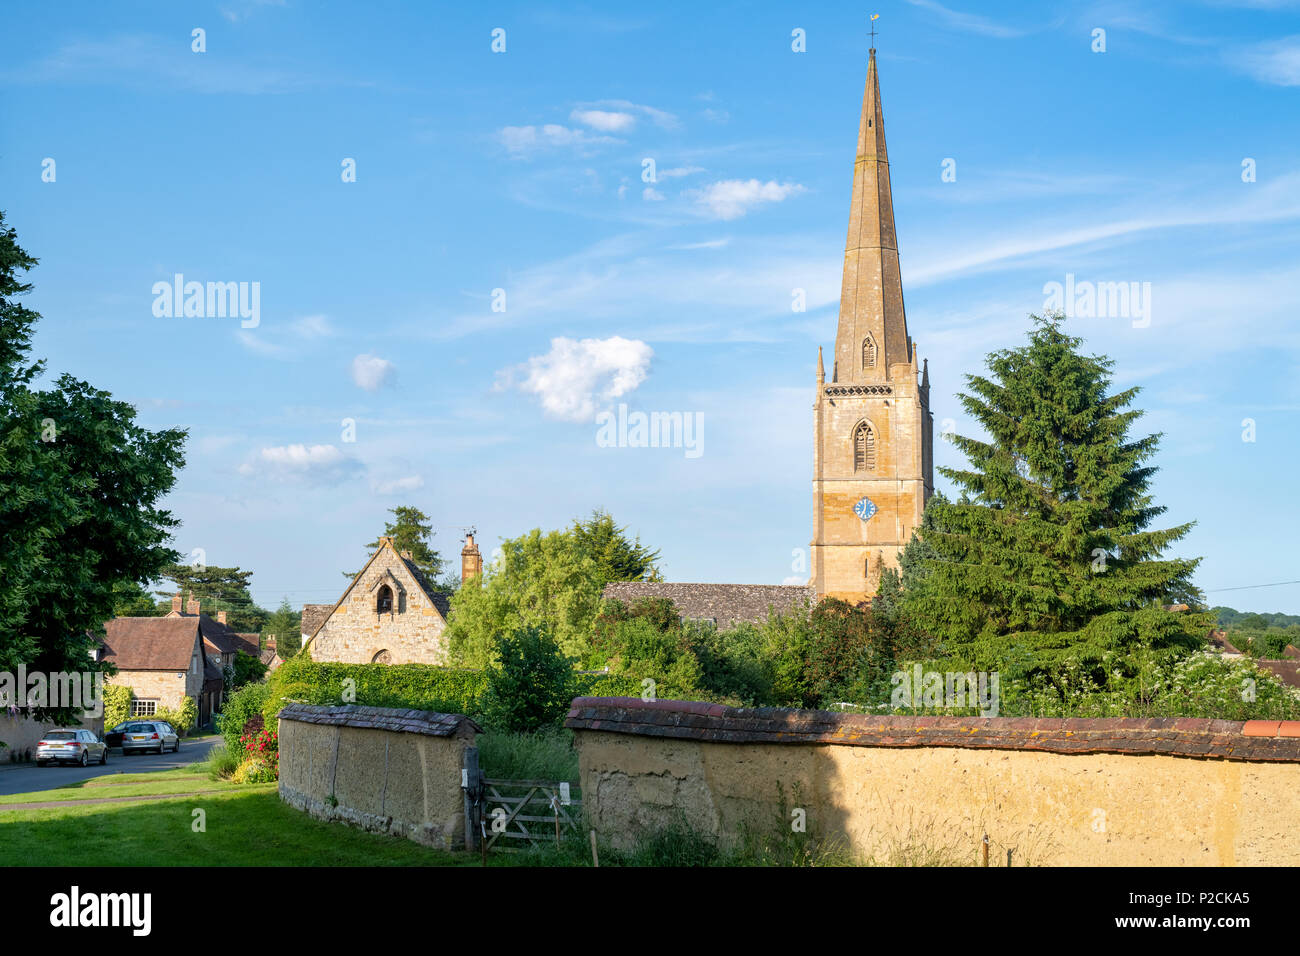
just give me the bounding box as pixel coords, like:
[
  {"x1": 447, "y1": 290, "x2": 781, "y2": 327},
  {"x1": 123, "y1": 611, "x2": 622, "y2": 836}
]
[{"x1": 869, "y1": 13, "x2": 880, "y2": 49}]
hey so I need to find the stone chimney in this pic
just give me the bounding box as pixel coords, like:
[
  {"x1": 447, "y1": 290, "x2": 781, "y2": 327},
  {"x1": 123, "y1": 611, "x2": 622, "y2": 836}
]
[
  {"x1": 266, "y1": 635, "x2": 277, "y2": 652},
  {"x1": 217, "y1": 610, "x2": 228, "y2": 625},
  {"x1": 461, "y1": 532, "x2": 483, "y2": 583},
  {"x1": 171, "y1": 592, "x2": 183, "y2": 614},
  {"x1": 186, "y1": 593, "x2": 201, "y2": 615}
]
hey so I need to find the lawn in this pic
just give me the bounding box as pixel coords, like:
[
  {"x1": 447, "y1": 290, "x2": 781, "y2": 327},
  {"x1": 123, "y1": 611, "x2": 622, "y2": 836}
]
[{"x1": 0, "y1": 767, "x2": 475, "y2": 867}]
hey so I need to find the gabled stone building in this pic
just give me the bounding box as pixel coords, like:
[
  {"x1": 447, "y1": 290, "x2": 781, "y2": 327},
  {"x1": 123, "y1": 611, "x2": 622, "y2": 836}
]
[{"x1": 301, "y1": 535, "x2": 474, "y2": 665}]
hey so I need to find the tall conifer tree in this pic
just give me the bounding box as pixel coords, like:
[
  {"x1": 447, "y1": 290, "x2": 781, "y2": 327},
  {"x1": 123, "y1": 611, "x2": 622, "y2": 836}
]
[{"x1": 903, "y1": 315, "x2": 1209, "y2": 689}]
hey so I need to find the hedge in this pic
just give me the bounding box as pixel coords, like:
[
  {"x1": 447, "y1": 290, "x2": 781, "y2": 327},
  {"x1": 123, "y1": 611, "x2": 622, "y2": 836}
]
[{"x1": 252, "y1": 658, "x2": 646, "y2": 727}]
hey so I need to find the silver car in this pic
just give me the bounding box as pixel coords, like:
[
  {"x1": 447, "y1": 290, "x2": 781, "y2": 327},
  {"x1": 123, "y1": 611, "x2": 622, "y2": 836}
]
[
  {"x1": 120, "y1": 721, "x2": 179, "y2": 755},
  {"x1": 36, "y1": 729, "x2": 108, "y2": 767}
]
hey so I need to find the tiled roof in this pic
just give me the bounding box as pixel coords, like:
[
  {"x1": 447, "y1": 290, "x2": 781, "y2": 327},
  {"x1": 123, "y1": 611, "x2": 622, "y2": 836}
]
[
  {"x1": 602, "y1": 582, "x2": 814, "y2": 626},
  {"x1": 232, "y1": 633, "x2": 261, "y2": 657},
  {"x1": 300, "y1": 604, "x2": 332, "y2": 638},
  {"x1": 101, "y1": 618, "x2": 199, "y2": 670},
  {"x1": 565, "y1": 697, "x2": 1300, "y2": 763},
  {"x1": 1258, "y1": 658, "x2": 1300, "y2": 689},
  {"x1": 401, "y1": 556, "x2": 452, "y2": 617},
  {"x1": 277, "y1": 703, "x2": 481, "y2": 737}
]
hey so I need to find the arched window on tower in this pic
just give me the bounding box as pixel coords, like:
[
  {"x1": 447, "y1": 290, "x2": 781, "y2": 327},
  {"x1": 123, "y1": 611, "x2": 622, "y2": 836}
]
[
  {"x1": 376, "y1": 584, "x2": 393, "y2": 615},
  {"x1": 853, "y1": 421, "x2": 876, "y2": 471},
  {"x1": 862, "y1": 334, "x2": 877, "y2": 369}
]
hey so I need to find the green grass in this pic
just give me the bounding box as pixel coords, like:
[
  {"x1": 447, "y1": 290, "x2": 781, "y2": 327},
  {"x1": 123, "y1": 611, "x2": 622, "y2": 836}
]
[
  {"x1": 477, "y1": 728, "x2": 578, "y2": 782},
  {"x1": 0, "y1": 772, "x2": 246, "y2": 806},
  {"x1": 0, "y1": 764, "x2": 474, "y2": 866}
]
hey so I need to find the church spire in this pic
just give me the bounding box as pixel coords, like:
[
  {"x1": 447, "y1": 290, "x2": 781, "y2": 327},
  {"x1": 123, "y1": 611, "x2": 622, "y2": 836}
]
[{"x1": 833, "y1": 47, "x2": 911, "y2": 384}]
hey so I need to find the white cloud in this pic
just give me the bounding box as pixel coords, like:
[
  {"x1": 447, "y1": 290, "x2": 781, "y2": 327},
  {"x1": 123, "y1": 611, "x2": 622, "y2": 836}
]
[
  {"x1": 658, "y1": 166, "x2": 705, "y2": 179},
  {"x1": 585, "y1": 99, "x2": 679, "y2": 129},
  {"x1": 506, "y1": 336, "x2": 654, "y2": 422},
  {"x1": 351, "y1": 353, "x2": 395, "y2": 391},
  {"x1": 498, "y1": 124, "x2": 619, "y2": 156},
  {"x1": 370, "y1": 474, "x2": 425, "y2": 495},
  {"x1": 693, "y1": 179, "x2": 806, "y2": 220},
  {"x1": 642, "y1": 186, "x2": 665, "y2": 201},
  {"x1": 1232, "y1": 35, "x2": 1300, "y2": 86},
  {"x1": 240, "y1": 443, "x2": 363, "y2": 485},
  {"x1": 570, "y1": 108, "x2": 635, "y2": 132}
]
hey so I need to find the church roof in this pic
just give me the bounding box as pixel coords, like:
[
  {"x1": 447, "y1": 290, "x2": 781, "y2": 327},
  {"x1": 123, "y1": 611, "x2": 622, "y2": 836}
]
[{"x1": 602, "y1": 582, "x2": 814, "y2": 628}]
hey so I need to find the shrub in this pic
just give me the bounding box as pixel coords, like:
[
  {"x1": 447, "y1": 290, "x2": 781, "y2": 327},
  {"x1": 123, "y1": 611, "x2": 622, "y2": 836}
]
[
  {"x1": 261, "y1": 657, "x2": 488, "y2": 724},
  {"x1": 232, "y1": 728, "x2": 278, "y2": 783},
  {"x1": 218, "y1": 682, "x2": 272, "y2": 757},
  {"x1": 232, "y1": 755, "x2": 277, "y2": 784},
  {"x1": 102, "y1": 685, "x2": 133, "y2": 730},
  {"x1": 482, "y1": 626, "x2": 575, "y2": 733},
  {"x1": 206, "y1": 743, "x2": 240, "y2": 780},
  {"x1": 153, "y1": 697, "x2": 198, "y2": 736}
]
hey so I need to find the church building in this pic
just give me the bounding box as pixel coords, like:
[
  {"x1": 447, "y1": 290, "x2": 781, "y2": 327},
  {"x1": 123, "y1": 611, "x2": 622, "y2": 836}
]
[
  {"x1": 809, "y1": 47, "x2": 934, "y2": 603},
  {"x1": 604, "y1": 46, "x2": 933, "y2": 616}
]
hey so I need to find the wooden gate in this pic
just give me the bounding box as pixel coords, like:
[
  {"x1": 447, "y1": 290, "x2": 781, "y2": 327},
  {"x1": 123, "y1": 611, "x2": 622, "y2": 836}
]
[{"x1": 481, "y1": 778, "x2": 582, "y2": 850}]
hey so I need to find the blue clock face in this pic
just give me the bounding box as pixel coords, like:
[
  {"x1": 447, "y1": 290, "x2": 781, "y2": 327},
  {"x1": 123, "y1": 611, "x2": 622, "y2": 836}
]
[{"x1": 853, "y1": 496, "x2": 878, "y2": 521}]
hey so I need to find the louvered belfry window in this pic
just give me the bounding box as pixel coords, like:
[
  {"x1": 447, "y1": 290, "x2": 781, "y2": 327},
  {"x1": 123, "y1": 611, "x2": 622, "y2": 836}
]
[
  {"x1": 854, "y1": 422, "x2": 876, "y2": 471},
  {"x1": 863, "y1": 335, "x2": 877, "y2": 369}
]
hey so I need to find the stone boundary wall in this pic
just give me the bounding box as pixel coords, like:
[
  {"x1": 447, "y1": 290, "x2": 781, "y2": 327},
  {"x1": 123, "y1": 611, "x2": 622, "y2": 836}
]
[
  {"x1": 566, "y1": 698, "x2": 1300, "y2": 866},
  {"x1": 278, "y1": 703, "x2": 480, "y2": 850}
]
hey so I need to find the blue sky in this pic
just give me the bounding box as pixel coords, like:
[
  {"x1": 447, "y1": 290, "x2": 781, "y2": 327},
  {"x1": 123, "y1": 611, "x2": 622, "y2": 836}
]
[{"x1": 3, "y1": 0, "x2": 1299, "y2": 614}]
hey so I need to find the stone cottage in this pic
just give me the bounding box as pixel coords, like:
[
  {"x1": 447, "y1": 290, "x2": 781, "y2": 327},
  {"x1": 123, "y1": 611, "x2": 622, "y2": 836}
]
[{"x1": 300, "y1": 534, "x2": 480, "y2": 665}]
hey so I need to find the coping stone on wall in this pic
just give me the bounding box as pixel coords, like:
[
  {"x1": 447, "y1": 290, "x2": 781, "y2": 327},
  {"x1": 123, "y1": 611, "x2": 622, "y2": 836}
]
[
  {"x1": 563, "y1": 697, "x2": 1300, "y2": 763},
  {"x1": 277, "y1": 702, "x2": 482, "y2": 737}
]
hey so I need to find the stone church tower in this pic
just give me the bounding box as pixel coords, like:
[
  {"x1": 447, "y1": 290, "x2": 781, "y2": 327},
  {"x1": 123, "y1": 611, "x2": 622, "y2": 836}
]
[{"x1": 810, "y1": 48, "x2": 933, "y2": 604}]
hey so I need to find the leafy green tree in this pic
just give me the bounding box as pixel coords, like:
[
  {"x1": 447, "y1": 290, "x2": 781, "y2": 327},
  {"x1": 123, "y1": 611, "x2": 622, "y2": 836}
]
[
  {"x1": 571, "y1": 509, "x2": 662, "y2": 588},
  {"x1": 262, "y1": 598, "x2": 302, "y2": 658},
  {"x1": 156, "y1": 564, "x2": 267, "y2": 632},
  {"x1": 482, "y1": 625, "x2": 576, "y2": 733},
  {"x1": 0, "y1": 212, "x2": 185, "y2": 719},
  {"x1": 446, "y1": 528, "x2": 601, "y2": 667},
  {"x1": 349, "y1": 505, "x2": 444, "y2": 583},
  {"x1": 900, "y1": 314, "x2": 1210, "y2": 694},
  {"x1": 111, "y1": 581, "x2": 165, "y2": 618},
  {"x1": 229, "y1": 650, "x2": 268, "y2": 690}
]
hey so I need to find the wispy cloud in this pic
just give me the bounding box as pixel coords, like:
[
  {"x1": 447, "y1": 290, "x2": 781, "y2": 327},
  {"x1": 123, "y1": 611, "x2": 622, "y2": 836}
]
[
  {"x1": 498, "y1": 124, "x2": 621, "y2": 157},
  {"x1": 1230, "y1": 35, "x2": 1300, "y2": 86},
  {"x1": 14, "y1": 33, "x2": 352, "y2": 95},
  {"x1": 908, "y1": 171, "x2": 1300, "y2": 286},
  {"x1": 370, "y1": 474, "x2": 425, "y2": 495},
  {"x1": 903, "y1": 0, "x2": 1029, "y2": 38}
]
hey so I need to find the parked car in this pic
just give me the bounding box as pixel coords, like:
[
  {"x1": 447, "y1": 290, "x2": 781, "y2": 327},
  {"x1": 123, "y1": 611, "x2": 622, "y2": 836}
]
[
  {"x1": 36, "y1": 729, "x2": 108, "y2": 767},
  {"x1": 120, "y1": 721, "x2": 179, "y2": 755},
  {"x1": 105, "y1": 720, "x2": 179, "y2": 749}
]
